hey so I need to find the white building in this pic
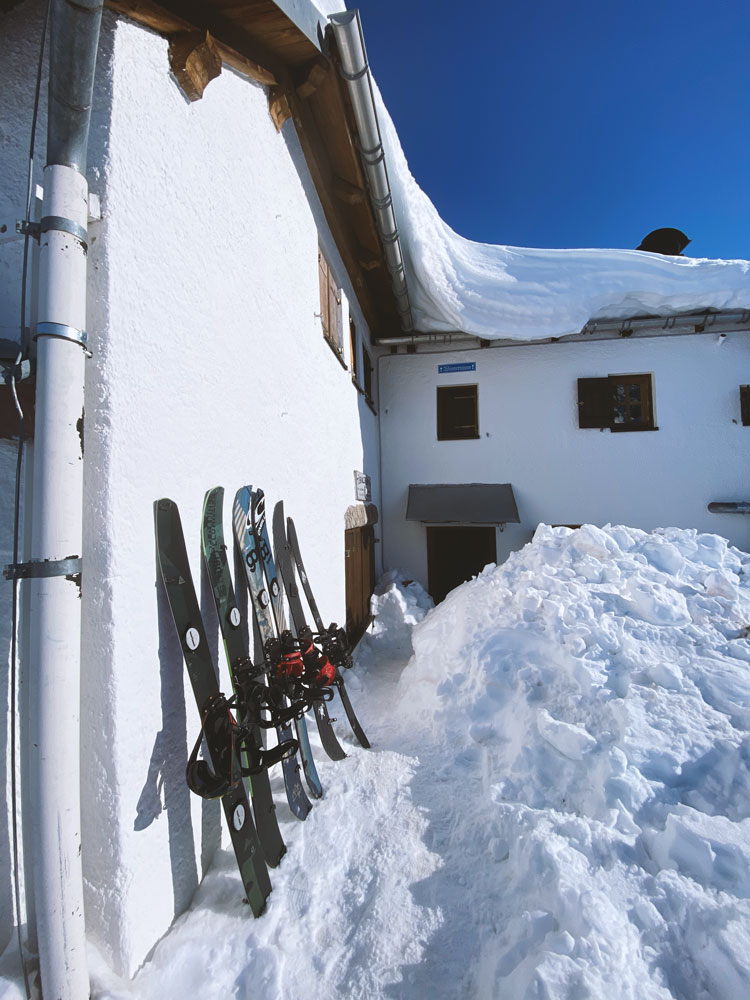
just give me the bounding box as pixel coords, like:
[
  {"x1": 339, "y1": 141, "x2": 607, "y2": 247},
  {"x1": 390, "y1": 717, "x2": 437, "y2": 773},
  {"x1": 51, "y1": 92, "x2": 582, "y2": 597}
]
[{"x1": 1, "y1": 0, "x2": 748, "y2": 993}]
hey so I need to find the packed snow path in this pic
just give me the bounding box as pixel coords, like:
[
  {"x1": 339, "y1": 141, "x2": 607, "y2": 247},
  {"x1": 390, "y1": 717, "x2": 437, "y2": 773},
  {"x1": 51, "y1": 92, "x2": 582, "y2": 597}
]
[{"x1": 4, "y1": 524, "x2": 750, "y2": 999}]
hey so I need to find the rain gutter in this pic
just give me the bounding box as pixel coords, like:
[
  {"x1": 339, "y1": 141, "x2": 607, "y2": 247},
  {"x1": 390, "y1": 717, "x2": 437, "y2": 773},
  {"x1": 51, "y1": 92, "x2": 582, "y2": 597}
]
[
  {"x1": 328, "y1": 10, "x2": 414, "y2": 333},
  {"x1": 376, "y1": 308, "x2": 750, "y2": 348},
  {"x1": 28, "y1": 1, "x2": 102, "y2": 996}
]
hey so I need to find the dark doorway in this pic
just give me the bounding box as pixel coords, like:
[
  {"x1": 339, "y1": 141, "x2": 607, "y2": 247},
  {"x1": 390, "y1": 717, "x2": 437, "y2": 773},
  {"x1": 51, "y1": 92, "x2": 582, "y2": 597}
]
[
  {"x1": 345, "y1": 525, "x2": 376, "y2": 644},
  {"x1": 426, "y1": 526, "x2": 497, "y2": 604}
]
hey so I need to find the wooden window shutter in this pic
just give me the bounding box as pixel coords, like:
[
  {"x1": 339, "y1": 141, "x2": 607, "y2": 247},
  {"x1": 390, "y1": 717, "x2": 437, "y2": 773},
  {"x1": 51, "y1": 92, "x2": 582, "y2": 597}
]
[
  {"x1": 577, "y1": 377, "x2": 610, "y2": 428},
  {"x1": 318, "y1": 249, "x2": 330, "y2": 338},
  {"x1": 741, "y1": 386, "x2": 750, "y2": 426},
  {"x1": 327, "y1": 269, "x2": 340, "y2": 351}
]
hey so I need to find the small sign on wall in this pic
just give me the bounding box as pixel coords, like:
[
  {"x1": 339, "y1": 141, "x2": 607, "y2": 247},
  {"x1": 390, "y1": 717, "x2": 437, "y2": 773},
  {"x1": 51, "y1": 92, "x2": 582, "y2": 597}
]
[
  {"x1": 354, "y1": 470, "x2": 371, "y2": 502},
  {"x1": 438, "y1": 362, "x2": 476, "y2": 374}
]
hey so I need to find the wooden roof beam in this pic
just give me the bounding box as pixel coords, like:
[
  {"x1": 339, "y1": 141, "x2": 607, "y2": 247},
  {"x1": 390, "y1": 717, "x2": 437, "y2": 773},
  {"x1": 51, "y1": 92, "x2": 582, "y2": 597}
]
[
  {"x1": 333, "y1": 175, "x2": 366, "y2": 206},
  {"x1": 106, "y1": 0, "x2": 284, "y2": 87},
  {"x1": 295, "y1": 57, "x2": 329, "y2": 99}
]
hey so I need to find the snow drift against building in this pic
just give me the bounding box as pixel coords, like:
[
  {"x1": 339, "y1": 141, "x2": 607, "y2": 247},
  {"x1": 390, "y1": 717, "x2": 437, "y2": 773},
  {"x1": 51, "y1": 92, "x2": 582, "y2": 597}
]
[
  {"x1": 371, "y1": 84, "x2": 750, "y2": 341},
  {"x1": 397, "y1": 523, "x2": 750, "y2": 996}
]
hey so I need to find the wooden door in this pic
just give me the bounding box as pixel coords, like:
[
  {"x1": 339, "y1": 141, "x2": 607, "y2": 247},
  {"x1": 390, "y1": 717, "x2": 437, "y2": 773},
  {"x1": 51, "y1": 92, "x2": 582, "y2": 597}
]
[
  {"x1": 345, "y1": 525, "x2": 375, "y2": 643},
  {"x1": 426, "y1": 526, "x2": 496, "y2": 604}
]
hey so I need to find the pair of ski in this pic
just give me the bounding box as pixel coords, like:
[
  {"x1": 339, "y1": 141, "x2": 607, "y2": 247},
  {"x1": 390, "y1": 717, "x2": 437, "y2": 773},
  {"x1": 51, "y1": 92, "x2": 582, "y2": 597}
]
[{"x1": 154, "y1": 487, "x2": 368, "y2": 914}]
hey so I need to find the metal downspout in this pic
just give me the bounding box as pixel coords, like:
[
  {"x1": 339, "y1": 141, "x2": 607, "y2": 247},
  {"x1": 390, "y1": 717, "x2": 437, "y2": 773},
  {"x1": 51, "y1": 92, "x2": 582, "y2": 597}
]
[
  {"x1": 30, "y1": 1, "x2": 102, "y2": 996},
  {"x1": 328, "y1": 11, "x2": 414, "y2": 333}
]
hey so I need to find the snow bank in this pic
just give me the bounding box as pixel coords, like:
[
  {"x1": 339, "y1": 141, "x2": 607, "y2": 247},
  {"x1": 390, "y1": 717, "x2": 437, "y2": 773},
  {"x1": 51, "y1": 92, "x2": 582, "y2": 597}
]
[
  {"x1": 397, "y1": 523, "x2": 750, "y2": 996},
  {"x1": 373, "y1": 86, "x2": 750, "y2": 340},
  {"x1": 356, "y1": 569, "x2": 434, "y2": 664}
]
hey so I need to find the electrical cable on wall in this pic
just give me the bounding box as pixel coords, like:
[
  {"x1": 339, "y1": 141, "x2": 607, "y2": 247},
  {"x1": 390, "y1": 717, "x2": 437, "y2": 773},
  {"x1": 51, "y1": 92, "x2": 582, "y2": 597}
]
[{"x1": 8, "y1": 4, "x2": 51, "y2": 996}]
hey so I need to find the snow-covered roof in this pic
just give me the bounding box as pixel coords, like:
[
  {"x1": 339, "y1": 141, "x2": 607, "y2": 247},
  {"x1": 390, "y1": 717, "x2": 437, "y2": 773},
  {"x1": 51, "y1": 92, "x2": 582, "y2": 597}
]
[{"x1": 373, "y1": 84, "x2": 750, "y2": 342}]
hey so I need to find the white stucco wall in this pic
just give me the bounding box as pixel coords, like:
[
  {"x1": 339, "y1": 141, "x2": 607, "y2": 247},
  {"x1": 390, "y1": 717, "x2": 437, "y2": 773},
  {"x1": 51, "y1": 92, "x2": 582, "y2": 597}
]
[
  {"x1": 3, "y1": 5, "x2": 382, "y2": 978},
  {"x1": 379, "y1": 333, "x2": 750, "y2": 591}
]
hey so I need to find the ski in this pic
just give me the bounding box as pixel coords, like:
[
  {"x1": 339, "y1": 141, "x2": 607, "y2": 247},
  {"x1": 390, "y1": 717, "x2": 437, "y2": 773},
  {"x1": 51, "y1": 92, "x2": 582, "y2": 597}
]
[
  {"x1": 272, "y1": 501, "x2": 346, "y2": 761},
  {"x1": 232, "y1": 487, "x2": 313, "y2": 820},
  {"x1": 154, "y1": 498, "x2": 271, "y2": 915},
  {"x1": 250, "y1": 489, "x2": 324, "y2": 799},
  {"x1": 286, "y1": 516, "x2": 371, "y2": 749},
  {"x1": 201, "y1": 487, "x2": 286, "y2": 867}
]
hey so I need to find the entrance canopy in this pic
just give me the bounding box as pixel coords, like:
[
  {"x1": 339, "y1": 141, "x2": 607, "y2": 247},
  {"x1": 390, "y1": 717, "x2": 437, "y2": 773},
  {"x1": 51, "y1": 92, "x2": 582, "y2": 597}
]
[{"x1": 406, "y1": 484, "x2": 519, "y2": 525}]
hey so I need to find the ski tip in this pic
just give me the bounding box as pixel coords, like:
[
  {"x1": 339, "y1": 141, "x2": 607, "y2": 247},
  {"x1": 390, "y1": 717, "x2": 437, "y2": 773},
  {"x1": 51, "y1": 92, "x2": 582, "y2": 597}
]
[{"x1": 203, "y1": 485, "x2": 224, "y2": 506}]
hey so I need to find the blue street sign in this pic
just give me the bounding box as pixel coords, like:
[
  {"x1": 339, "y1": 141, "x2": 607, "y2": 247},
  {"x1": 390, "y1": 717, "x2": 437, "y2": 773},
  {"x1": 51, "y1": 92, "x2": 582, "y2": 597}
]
[{"x1": 438, "y1": 362, "x2": 477, "y2": 374}]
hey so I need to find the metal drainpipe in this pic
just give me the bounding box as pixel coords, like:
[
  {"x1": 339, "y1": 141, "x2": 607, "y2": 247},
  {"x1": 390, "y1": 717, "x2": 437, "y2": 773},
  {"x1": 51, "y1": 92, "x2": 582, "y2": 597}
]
[
  {"x1": 29, "y1": 1, "x2": 102, "y2": 997},
  {"x1": 328, "y1": 10, "x2": 414, "y2": 333}
]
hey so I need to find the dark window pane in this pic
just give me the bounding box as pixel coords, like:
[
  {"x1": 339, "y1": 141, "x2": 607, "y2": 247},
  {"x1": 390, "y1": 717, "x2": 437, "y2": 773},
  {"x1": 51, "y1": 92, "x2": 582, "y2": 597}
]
[
  {"x1": 630, "y1": 404, "x2": 642, "y2": 421},
  {"x1": 437, "y1": 384, "x2": 478, "y2": 440},
  {"x1": 629, "y1": 384, "x2": 642, "y2": 402},
  {"x1": 614, "y1": 383, "x2": 626, "y2": 402}
]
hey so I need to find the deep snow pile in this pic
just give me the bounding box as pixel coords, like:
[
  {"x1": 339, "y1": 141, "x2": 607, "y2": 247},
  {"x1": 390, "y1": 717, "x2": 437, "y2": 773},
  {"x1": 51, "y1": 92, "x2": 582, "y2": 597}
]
[{"x1": 397, "y1": 523, "x2": 750, "y2": 997}]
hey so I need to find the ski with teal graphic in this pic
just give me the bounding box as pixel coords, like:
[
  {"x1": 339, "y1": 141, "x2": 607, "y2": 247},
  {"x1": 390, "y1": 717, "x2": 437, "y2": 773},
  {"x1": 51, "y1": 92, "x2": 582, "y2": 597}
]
[
  {"x1": 286, "y1": 516, "x2": 370, "y2": 749},
  {"x1": 232, "y1": 486, "x2": 314, "y2": 820},
  {"x1": 154, "y1": 497, "x2": 271, "y2": 915},
  {"x1": 201, "y1": 486, "x2": 286, "y2": 867}
]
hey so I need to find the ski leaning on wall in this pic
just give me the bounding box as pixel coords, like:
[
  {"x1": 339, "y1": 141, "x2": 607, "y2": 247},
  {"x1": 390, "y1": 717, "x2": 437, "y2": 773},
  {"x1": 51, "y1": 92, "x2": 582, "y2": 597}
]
[
  {"x1": 286, "y1": 517, "x2": 371, "y2": 749},
  {"x1": 250, "y1": 488, "x2": 324, "y2": 800},
  {"x1": 232, "y1": 486, "x2": 314, "y2": 820},
  {"x1": 272, "y1": 502, "x2": 347, "y2": 761},
  {"x1": 154, "y1": 498, "x2": 271, "y2": 916},
  {"x1": 201, "y1": 486, "x2": 286, "y2": 867}
]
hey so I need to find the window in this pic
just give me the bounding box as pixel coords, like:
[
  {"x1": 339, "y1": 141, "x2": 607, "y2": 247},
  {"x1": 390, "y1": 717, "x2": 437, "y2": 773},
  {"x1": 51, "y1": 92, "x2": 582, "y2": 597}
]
[
  {"x1": 318, "y1": 247, "x2": 344, "y2": 362},
  {"x1": 349, "y1": 317, "x2": 360, "y2": 384},
  {"x1": 437, "y1": 384, "x2": 479, "y2": 440},
  {"x1": 577, "y1": 374, "x2": 655, "y2": 431},
  {"x1": 362, "y1": 346, "x2": 374, "y2": 403},
  {"x1": 740, "y1": 386, "x2": 750, "y2": 426}
]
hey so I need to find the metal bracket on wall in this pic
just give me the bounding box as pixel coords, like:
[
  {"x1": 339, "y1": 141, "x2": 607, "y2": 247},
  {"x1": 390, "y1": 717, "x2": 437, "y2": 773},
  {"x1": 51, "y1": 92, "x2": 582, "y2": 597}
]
[{"x1": 3, "y1": 557, "x2": 82, "y2": 583}]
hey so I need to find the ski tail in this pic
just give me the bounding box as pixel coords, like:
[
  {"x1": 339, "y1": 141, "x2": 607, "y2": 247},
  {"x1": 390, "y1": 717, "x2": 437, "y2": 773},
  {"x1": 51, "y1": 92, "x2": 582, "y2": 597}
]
[{"x1": 232, "y1": 487, "x2": 314, "y2": 820}]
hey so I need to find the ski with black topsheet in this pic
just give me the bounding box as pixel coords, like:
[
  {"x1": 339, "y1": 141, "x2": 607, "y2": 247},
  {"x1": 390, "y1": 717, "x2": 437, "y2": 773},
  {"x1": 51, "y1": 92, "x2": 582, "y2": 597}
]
[
  {"x1": 249, "y1": 489, "x2": 324, "y2": 799},
  {"x1": 154, "y1": 498, "x2": 271, "y2": 914},
  {"x1": 286, "y1": 516, "x2": 371, "y2": 749},
  {"x1": 201, "y1": 486, "x2": 286, "y2": 867},
  {"x1": 232, "y1": 487, "x2": 313, "y2": 820},
  {"x1": 272, "y1": 501, "x2": 346, "y2": 761}
]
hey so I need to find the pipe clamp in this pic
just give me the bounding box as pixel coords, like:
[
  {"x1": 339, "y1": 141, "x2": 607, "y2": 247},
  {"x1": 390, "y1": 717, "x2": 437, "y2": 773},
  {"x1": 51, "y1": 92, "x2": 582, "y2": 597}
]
[
  {"x1": 34, "y1": 322, "x2": 88, "y2": 349},
  {"x1": 40, "y1": 215, "x2": 89, "y2": 250},
  {"x1": 4, "y1": 557, "x2": 82, "y2": 582}
]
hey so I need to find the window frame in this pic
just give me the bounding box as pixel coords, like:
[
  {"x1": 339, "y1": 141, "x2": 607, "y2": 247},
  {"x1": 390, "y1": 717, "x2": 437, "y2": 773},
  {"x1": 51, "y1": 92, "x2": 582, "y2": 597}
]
[
  {"x1": 740, "y1": 385, "x2": 750, "y2": 426},
  {"x1": 577, "y1": 373, "x2": 656, "y2": 432},
  {"x1": 318, "y1": 247, "x2": 346, "y2": 366},
  {"x1": 437, "y1": 383, "x2": 480, "y2": 441}
]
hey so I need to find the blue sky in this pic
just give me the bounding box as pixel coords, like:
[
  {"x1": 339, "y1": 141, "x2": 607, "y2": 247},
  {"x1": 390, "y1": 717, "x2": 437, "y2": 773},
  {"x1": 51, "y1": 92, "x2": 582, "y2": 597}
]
[{"x1": 354, "y1": 1, "x2": 750, "y2": 260}]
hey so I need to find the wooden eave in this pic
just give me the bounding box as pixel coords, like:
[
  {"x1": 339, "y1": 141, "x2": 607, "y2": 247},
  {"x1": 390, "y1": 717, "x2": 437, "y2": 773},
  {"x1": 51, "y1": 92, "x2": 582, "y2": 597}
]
[{"x1": 105, "y1": 0, "x2": 402, "y2": 340}]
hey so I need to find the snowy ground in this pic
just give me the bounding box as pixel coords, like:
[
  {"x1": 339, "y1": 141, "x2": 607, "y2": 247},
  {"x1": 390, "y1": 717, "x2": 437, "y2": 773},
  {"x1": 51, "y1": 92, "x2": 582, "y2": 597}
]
[{"x1": 3, "y1": 523, "x2": 750, "y2": 998}]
